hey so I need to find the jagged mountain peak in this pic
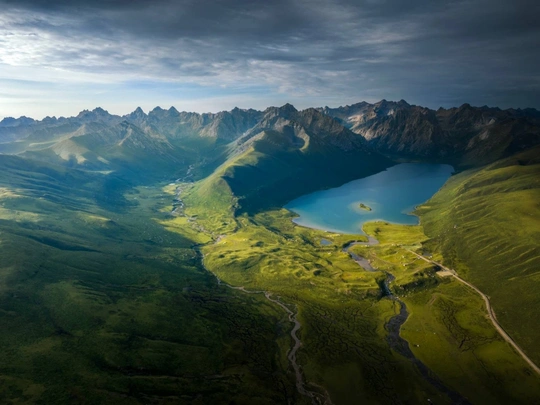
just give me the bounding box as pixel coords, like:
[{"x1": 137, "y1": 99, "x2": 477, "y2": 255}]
[
  {"x1": 229, "y1": 106, "x2": 259, "y2": 116},
  {"x1": 301, "y1": 107, "x2": 319, "y2": 114},
  {"x1": 280, "y1": 103, "x2": 298, "y2": 114},
  {"x1": 261, "y1": 103, "x2": 298, "y2": 121},
  {"x1": 458, "y1": 103, "x2": 472, "y2": 111},
  {"x1": 75, "y1": 108, "x2": 120, "y2": 125},
  {"x1": 373, "y1": 99, "x2": 412, "y2": 112},
  {"x1": 147, "y1": 106, "x2": 181, "y2": 118},
  {"x1": 127, "y1": 106, "x2": 146, "y2": 117},
  {"x1": 348, "y1": 101, "x2": 370, "y2": 108},
  {"x1": 77, "y1": 107, "x2": 110, "y2": 117},
  {"x1": 124, "y1": 107, "x2": 148, "y2": 123}
]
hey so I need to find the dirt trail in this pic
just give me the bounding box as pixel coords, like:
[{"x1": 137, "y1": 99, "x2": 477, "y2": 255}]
[{"x1": 406, "y1": 249, "x2": 540, "y2": 376}]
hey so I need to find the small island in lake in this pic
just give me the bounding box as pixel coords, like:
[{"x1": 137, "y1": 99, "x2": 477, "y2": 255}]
[{"x1": 358, "y1": 203, "x2": 372, "y2": 211}]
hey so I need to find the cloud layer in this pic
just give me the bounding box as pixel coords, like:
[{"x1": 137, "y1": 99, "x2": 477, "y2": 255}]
[{"x1": 0, "y1": 0, "x2": 538, "y2": 118}]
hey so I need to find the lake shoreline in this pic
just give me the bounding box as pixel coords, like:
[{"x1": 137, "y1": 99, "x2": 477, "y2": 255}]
[{"x1": 285, "y1": 163, "x2": 453, "y2": 235}]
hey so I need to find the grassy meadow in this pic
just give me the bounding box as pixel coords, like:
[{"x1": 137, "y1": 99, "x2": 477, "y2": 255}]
[
  {"x1": 193, "y1": 210, "x2": 450, "y2": 404},
  {"x1": 352, "y1": 222, "x2": 540, "y2": 404}
]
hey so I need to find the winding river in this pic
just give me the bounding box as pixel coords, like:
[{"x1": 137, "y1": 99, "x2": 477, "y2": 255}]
[
  {"x1": 196, "y1": 245, "x2": 333, "y2": 405},
  {"x1": 198, "y1": 234, "x2": 468, "y2": 405},
  {"x1": 342, "y1": 239, "x2": 469, "y2": 404}
]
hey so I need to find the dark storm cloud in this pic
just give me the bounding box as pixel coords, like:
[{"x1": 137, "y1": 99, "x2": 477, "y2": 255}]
[{"x1": 0, "y1": 0, "x2": 538, "y2": 109}]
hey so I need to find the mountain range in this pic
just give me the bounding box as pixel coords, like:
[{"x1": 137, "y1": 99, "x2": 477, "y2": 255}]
[
  {"x1": 2, "y1": 100, "x2": 539, "y2": 175},
  {"x1": 1, "y1": 100, "x2": 539, "y2": 217}
]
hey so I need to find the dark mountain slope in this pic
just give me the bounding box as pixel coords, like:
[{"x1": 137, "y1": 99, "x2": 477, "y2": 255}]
[
  {"x1": 320, "y1": 100, "x2": 540, "y2": 167},
  {"x1": 189, "y1": 105, "x2": 392, "y2": 217}
]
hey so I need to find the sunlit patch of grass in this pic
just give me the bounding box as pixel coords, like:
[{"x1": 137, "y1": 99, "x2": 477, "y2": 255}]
[
  {"x1": 0, "y1": 206, "x2": 42, "y2": 222},
  {"x1": 0, "y1": 187, "x2": 22, "y2": 198}
]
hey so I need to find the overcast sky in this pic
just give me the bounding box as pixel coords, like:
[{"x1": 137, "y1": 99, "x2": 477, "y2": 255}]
[{"x1": 0, "y1": 0, "x2": 538, "y2": 119}]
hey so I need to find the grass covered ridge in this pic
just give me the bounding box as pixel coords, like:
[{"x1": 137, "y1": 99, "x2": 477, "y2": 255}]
[{"x1": 416, "y1": 145, "x2": 540, "y2": 365}]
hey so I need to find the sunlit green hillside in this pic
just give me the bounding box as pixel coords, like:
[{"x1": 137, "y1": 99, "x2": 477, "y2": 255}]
[{"x1": 417, "y1": 145, "x2": 540, "y2": 364}]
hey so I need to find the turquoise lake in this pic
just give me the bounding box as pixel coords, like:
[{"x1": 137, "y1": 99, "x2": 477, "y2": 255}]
[{"x1": 285, "y1": 163, "x2": 453, "y2": 234}]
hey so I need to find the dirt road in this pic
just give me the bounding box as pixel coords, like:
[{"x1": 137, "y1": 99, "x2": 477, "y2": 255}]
[{"x1": 406, "y1": 249, "x2": 540, "y2": 376}]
